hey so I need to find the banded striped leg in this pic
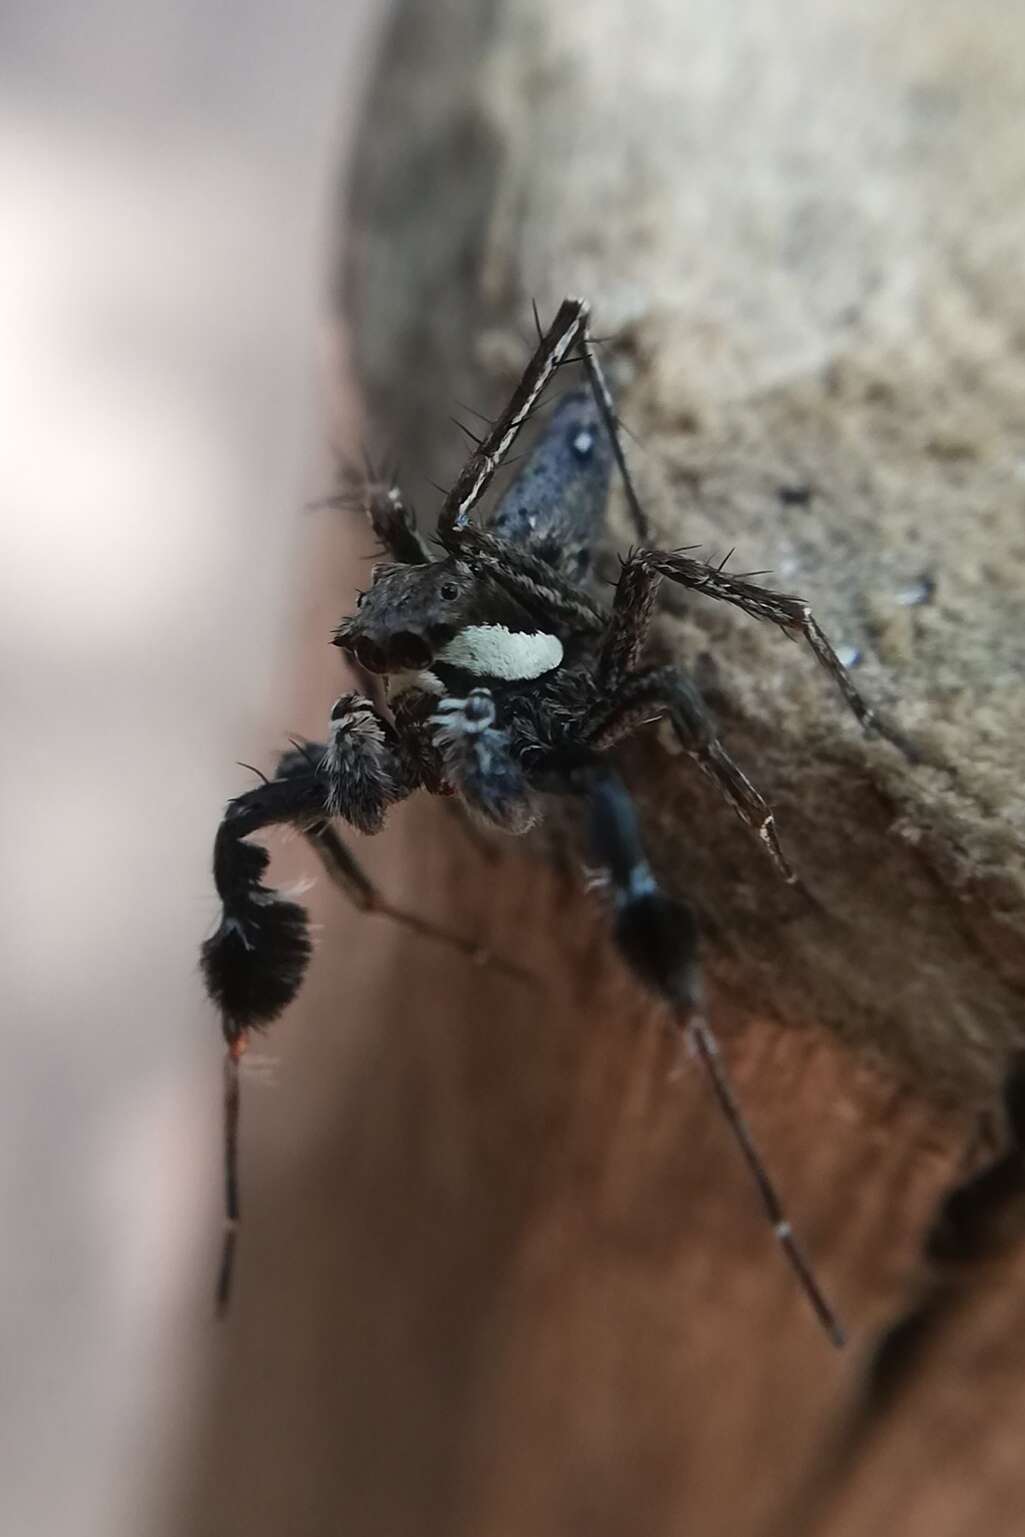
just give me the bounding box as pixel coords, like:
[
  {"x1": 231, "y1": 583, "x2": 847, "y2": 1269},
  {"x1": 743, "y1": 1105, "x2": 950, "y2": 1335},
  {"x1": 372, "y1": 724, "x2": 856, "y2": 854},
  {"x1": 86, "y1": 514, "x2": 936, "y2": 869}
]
[
  {"x1": 437, "y1": 298, "x2": 589, "y2": 537},
  {"x1": 437, "y1": 295, "x2": 650, "y2": 543},
  {"x1": 596, "y1": 556, "x2": 664, "y2": 690},
  {"x1": 430, "y1": 689, "x2": 540, "y2": 835},
  {"x1": 623, "y1": 549, "x2": 893, "y2": 741},
  {"x1": 581, "y1": 763, "x2": 844, "y2": 1347},
  {"x1": 584, "y1": 664, "x2": 797, "y2": 884}
]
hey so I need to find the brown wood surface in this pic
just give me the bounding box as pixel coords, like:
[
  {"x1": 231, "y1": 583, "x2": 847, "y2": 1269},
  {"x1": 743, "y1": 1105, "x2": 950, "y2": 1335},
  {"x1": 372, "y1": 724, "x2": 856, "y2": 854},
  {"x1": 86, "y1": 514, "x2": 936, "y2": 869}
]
[
  {"x1": 184, "y1": 784, "x2": 980, "y2": 1536},
  {"x1": 181, "y1": 2, "x2": 1025, "y2": 1533}
]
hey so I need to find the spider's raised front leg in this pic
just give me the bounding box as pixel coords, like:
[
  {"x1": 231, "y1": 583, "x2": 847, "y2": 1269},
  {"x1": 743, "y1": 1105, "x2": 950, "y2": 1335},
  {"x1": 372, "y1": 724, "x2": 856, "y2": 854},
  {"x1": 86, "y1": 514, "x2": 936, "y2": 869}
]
[
  {"x1": 322, "y1": 453, "x2": 429, "y2": 566},
  {"x1": 437, "y1": 298, "x2": 590, "y2": 538},
  {"x1": 436, "y1": 294, "x2": 648, "y2": 544},
  {"x1": 584, "y1": 663, "x2": 797, "y2": 885},
  {"x1": 432, "y1": 296, "x2": 647, "y2": 631},
  {"x1": 556, "y1": 757, "x2": 844, "y2": 1346}
]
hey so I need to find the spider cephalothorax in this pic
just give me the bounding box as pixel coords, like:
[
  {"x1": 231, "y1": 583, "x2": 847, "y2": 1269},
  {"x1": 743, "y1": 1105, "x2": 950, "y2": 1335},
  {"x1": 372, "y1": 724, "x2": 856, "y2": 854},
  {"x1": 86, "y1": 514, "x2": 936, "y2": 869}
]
[
  {"x1": 203, "y1": 296, "x2": 909, "y2": 1342},
  {"x1": 333, "y1": 555, "x2": 566, "y2": 688}
]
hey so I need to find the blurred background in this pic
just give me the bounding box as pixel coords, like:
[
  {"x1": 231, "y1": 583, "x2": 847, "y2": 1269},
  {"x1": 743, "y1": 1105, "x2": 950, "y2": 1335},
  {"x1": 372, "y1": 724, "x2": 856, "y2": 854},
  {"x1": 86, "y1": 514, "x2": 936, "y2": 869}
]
[{"x1": 0, "y1": 4, "x2": 389, "y2": 1533}]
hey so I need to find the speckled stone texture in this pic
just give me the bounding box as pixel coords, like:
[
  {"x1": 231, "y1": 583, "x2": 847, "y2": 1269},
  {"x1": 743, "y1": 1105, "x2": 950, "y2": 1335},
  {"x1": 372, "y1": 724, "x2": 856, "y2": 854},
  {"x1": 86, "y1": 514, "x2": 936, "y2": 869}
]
[{"x1": 346, "y1": 0, "x2": 1025, "y2": 1103}]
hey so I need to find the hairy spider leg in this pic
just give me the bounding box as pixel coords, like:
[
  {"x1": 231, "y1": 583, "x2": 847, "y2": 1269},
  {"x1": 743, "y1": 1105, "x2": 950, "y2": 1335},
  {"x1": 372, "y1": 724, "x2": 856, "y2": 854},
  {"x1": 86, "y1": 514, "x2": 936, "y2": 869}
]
[
  {"x1": 686, "y1": 1017, "x2": 846, "y2": 1347},
  {"x1": 430, "y1": 690, "x2": 540, "y2": 834},
  {"x1": 319, "y1": 451, "x2": 428, "y2": 565},
  {"x1": 203, "y1": 697, "x2": 524, "y2": 1310},
  {"x1": 595, "y1": 555, "x2": 665, "y2": 689},
  {"x1": 581, "y1": 763, "x2": 845, "y2": 1347},
  {"x1": 579, "y1": 328, "x2": 650, "y2": 544},
  {"x1": 437, "y1": 295, "x2": 648, "y2": 544},
  {"x1": 359, "y1": 456, "x2": 429, "y2": 565},
  {"x1": 615, "y1": 549, "x2": 913, "y2": 751},
  {"x1": 438, "y1": 298, "x2": 588, "y2": 535},
  {"x1": 584, "y1": 664, "x2": 796, "y2": 885},
  {"x1": 299, "y1": 813, "x2": 530, "y2": 981}
]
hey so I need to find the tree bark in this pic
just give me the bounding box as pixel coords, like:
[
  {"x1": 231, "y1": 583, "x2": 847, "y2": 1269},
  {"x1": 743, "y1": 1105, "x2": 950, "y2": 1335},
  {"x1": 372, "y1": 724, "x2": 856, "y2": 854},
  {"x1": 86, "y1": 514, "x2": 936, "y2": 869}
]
[{"x1": 184, "y1": 3, "x2": 1025, "y2": 1534}]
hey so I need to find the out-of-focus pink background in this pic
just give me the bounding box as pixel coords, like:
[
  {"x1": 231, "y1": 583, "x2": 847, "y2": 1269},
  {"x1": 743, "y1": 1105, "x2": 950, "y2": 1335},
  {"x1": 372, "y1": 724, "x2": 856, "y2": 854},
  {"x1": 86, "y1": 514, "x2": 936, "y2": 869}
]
[{"x1": 0, "y1": 5, "x2": 386, "y2": 1532}]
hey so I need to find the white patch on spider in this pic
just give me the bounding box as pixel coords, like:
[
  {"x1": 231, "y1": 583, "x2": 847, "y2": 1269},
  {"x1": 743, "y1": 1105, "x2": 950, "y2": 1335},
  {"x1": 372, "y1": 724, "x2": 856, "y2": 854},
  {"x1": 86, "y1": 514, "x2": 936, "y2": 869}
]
[
  {"x1": 573, "y1": 429, "x2": 593, "y2": 456},
  {"x1": 388, "y1": 668, "x2": 445, "y2": 697},
  {"x1": 626, "y1": 863, "x2": 658, "y2": 901},
  {"x1": 437, "y1": 625, "x2": 563, "y2": 681}
]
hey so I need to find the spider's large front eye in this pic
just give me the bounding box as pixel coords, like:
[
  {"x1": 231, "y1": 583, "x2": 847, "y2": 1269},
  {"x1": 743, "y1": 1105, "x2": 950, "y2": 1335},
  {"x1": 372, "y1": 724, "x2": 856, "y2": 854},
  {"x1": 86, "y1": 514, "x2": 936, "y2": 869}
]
[{"x1": 440, "y1": 581, "x2": 459, "y2": 601}]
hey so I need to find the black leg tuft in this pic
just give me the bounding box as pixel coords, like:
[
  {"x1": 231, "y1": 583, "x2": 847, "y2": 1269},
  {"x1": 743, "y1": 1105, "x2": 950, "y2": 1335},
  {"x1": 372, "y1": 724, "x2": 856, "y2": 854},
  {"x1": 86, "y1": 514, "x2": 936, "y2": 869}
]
[
  {"x1": 613, "y1": 889, "x2": 701, "y2": 1013},
  {"x1": 200, "y1": 895, "x2": 312, "y2": 1040}
]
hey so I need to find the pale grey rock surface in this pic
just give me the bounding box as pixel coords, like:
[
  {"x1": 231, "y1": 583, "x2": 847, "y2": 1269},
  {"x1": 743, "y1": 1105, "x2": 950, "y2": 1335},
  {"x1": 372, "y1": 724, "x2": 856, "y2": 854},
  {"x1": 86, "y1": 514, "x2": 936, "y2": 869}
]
[{"x1": 345, "y1": 0, "x2": 1025, "y2": 1101}]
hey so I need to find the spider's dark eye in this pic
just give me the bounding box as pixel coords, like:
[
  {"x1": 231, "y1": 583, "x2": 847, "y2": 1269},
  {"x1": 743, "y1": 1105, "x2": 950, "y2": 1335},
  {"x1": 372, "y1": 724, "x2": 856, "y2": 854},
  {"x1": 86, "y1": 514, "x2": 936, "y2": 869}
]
[
  {"x1": 440, "y1": 581, "x2": 459, "y2": 601},
  {"x1": 355, "y1": 589, "x2": 366, "y2": 609}
]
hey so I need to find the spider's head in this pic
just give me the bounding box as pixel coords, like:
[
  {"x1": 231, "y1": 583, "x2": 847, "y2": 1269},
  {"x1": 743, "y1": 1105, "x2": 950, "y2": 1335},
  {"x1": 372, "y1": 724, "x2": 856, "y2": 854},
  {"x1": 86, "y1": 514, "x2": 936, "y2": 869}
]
[
  {"x1": 333, "y1": 557, "x2": 486, "y2": 674},
  {"x1": 332, "y1": 556, "x2": 563, "y2": 684}
]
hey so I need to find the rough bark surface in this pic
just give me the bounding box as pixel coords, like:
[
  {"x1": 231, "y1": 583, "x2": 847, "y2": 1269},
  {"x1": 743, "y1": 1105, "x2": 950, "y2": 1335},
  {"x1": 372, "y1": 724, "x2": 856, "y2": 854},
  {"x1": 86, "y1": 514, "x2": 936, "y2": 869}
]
[
  {"x1": 183, "y1": 4, "x2": 1025, "y2": 1535},
  {"x1": 347, "y1": 0, "x2": 1025, "y2": 1100}
]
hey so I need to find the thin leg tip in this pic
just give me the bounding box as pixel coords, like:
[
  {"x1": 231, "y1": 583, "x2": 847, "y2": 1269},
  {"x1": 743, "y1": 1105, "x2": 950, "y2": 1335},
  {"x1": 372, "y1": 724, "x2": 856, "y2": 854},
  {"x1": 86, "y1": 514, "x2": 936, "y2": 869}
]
[
  {"x1": 826, "y1": 1317, "x2": 848, "y2": 1350},
  {"x1": 215, "y1": 1228, "x2": 237, "y2": 1319}
]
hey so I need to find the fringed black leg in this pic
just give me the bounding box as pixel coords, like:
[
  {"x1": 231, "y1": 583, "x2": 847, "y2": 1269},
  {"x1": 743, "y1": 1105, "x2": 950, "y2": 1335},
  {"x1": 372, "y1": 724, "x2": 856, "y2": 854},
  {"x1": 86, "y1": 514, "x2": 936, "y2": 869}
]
[
  {"x1": 201, "y1": 770, "x2": 328, "y2": 1313},
  {"x1": 203, "y1": 692, "x2": 527, "y2": 1310}
]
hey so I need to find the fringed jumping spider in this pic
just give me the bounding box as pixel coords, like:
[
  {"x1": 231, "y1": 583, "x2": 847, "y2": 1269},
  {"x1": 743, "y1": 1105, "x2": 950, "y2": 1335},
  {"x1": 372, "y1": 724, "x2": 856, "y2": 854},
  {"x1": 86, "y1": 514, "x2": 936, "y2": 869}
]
[{"x1": 202, "y1": 297, "x2": 901, "y2": 1344}]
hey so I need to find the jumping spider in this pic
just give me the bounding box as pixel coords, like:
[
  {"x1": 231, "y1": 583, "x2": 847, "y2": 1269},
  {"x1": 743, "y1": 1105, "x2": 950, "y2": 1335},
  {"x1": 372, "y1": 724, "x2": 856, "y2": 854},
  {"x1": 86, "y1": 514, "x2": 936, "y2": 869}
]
[{"x1": 203, "y1": 297, "x2": 899, "y2": 1345}]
